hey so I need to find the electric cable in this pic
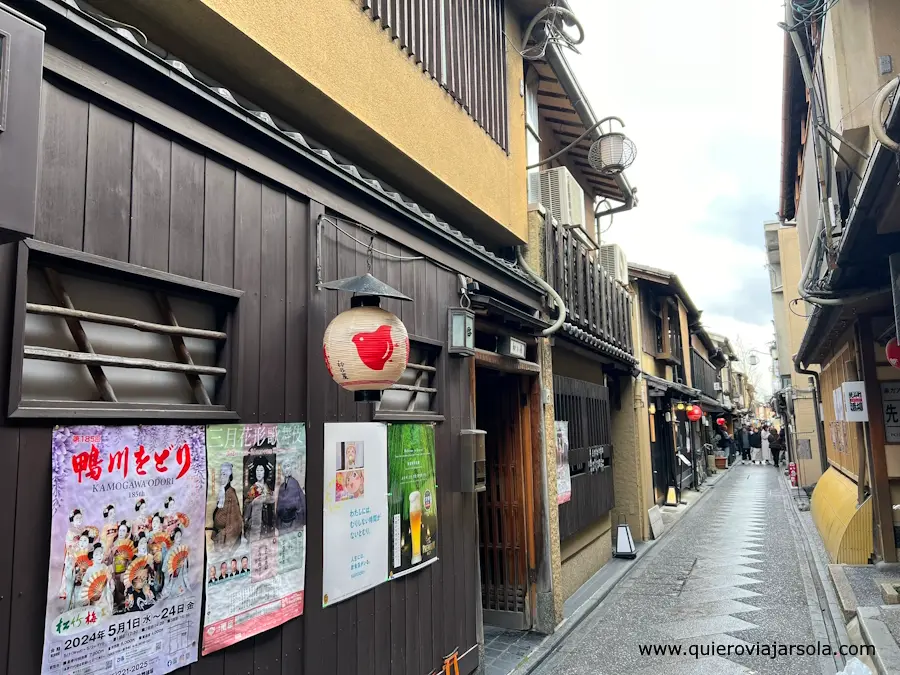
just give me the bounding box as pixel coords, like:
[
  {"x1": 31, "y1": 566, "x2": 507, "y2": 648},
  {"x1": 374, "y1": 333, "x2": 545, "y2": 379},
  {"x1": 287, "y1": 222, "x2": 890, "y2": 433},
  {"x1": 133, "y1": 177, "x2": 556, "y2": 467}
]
[{"x1": 318, "y1": 216, "x2": 424, "y2": 261}]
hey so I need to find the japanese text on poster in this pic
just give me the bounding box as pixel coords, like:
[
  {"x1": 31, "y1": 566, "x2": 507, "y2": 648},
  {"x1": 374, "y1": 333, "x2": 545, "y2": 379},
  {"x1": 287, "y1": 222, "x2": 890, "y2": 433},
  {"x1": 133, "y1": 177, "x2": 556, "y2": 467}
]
[
  {"x1": 555, "y1": 421, "x2": 572, "y2": 504},
  {"x1": 322, "y1": 423, "x2": 389, "y2": 606},
  {"x1": 388, "y1": 424, "x2": 438, "y2": 579},
  {"x1": 202, "y1": 424, "x2": 307, "y2": 655},
  {"x1": 882, "y1": 382, "x2": 900, "y2": 443},
  {"x1": 42, "y1": 425, "x2": 206, "y2": 675}
]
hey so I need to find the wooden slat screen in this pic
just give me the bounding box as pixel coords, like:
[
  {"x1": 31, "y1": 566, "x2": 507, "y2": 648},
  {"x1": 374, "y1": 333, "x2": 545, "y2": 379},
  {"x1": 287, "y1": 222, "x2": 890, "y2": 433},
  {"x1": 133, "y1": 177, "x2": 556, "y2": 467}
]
[
  {"x1": 553, "y1": 375, "x2": 614, "y2": 540},
  {"x1": 543, "y1": 219, "x2": 635, "y2": 357},
  {"x1": 360, "y1": 0, "x2": 509, "y2": 150},
  {"x1": 690, "y1": 349, "x2": 718, "y2": 398}
]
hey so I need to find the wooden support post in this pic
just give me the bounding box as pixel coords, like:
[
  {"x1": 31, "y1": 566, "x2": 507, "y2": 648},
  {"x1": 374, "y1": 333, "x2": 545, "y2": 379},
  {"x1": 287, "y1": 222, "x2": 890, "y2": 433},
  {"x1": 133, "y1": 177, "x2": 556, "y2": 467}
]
[
  {"x1": 858, "y1": 317, "x2": 897, "y2": 562},
  {"x1": 42, "y1": 267, "x2": 117, "y2": 402},
  {"x1": 155, "y1": 293, "x2": 212, "y2": 405}
]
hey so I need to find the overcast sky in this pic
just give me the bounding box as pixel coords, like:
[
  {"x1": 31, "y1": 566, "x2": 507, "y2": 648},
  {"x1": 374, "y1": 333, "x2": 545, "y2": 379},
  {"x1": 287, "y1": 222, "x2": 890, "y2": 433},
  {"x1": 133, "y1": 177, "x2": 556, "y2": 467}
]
[{"x1": 568, "y1": 0, "x2": 784, "y2": 396}]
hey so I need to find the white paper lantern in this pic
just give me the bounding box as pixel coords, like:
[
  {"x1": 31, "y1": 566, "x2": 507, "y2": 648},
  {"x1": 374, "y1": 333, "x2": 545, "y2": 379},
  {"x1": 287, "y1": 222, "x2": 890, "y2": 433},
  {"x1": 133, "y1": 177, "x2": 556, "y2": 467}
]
[{"x1": 323, "y1": 306, "x2": 409, "y2": 394}]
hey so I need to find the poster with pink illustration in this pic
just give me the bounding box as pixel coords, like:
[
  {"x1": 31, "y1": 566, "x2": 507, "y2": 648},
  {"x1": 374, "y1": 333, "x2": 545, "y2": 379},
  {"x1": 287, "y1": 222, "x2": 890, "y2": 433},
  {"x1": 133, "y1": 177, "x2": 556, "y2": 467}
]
[
  {"x1": 41, "y1": 425, "x2": 206, "y2": 675},
  {"x1": 201, "y1": 423, "x2": 306, "y2": 655}
]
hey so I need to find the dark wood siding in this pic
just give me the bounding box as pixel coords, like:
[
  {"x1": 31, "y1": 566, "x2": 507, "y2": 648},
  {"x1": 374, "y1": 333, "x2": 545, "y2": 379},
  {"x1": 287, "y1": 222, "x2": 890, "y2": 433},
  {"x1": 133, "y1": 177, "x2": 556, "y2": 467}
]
[{"x1": 0, "y1": 69, "x2": 480, "y2": 675}]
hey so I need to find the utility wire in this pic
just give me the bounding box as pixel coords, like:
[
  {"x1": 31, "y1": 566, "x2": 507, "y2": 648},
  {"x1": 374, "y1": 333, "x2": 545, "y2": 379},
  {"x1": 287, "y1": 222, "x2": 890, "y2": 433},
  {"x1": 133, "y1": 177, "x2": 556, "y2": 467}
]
[{"x1": 318, "y1": 216, "x2": 424, "y2": 261}]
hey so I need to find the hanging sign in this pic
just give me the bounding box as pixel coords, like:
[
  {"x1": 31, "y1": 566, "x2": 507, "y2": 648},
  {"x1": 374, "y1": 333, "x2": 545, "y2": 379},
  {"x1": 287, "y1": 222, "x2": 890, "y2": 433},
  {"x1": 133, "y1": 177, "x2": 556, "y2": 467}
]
[
  {"x1": 388, "y1": 424, "x2": 439, "y2": 579},
  {"x1": 841, "y1": 381, "x2": 869, "y2": 422},
  {"x1": 41, "y1": 425, "x2": 207, "y2": 675},
  {"x1": 201, "y1": 424, "x2": 307, "y2": 655},
  {"x1": 555, "y1": 421, "x2": 572, "y2": 504},
  {"x1": 322, "y1": 422, "x2": 389, "y2": 606},
  {"x1": 881, "y1": 382, "x2": 900, "y2": 443}
]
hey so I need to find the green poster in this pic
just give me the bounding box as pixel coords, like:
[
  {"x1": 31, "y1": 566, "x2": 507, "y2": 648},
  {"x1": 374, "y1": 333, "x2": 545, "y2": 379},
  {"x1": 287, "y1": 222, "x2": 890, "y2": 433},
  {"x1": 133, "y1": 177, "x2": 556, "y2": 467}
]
[{"x1": 388, "y1": 424, "x2": 438, "y2": 578}]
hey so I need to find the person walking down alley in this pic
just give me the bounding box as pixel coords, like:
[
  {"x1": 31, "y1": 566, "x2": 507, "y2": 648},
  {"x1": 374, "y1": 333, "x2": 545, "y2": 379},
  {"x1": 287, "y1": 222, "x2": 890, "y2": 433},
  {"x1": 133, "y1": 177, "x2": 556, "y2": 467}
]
[
  {"x1": 749, "y1": 425, "x2": 762, "y2": 464},
  {"x1": 715, "y1": 418, "x2": 733, "y2": 462},
  {"x1": 739, "y1": 424, "x2": 752, "y2": 464},
  {"x1": 769, "y1": 426, "x2": 785, "y2": 468},
  {"x1": 761, "y1": 423, "x2": 773, "y2": 465}
]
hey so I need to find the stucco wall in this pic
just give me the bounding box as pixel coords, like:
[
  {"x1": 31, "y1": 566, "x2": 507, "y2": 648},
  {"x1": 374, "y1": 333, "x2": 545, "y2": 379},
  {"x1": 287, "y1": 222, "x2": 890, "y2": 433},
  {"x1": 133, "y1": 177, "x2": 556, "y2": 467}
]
[
  {"x1": 93, "y1": 0, "x2": 529, "y2": 245},
  {"x1": 778, "y1": 225, "x2": 824, "y2": 486},
  {"x1": 559, "y1": 514, "x2": 612, "y2": 601}
]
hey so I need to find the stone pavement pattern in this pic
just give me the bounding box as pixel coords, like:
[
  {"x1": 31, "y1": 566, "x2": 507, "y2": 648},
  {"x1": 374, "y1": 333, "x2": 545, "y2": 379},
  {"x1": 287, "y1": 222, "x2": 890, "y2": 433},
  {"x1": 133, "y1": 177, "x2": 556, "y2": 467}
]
[{"x1": 530, "y1": 465, "x2": 834, "y2": 675}]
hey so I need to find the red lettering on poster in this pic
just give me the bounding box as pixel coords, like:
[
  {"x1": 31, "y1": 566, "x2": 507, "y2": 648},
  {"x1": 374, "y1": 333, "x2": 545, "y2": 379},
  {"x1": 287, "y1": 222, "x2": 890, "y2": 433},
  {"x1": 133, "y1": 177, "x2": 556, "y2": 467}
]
[
  {"x1": 154, "y1": 448, "x2": 170, "y2": 472},
  {"x1": 71, "y1": 445, "x2": 103, "y2": 483},
  {"x1": 134, "y1": 445, "x2": 150, "y2": 476},
  {"x1": 175, "y1": 443, "x2": 191, "y2": 479},
  {"x1": 108, "y1": 446, "x2": 130, "y2": 478}
]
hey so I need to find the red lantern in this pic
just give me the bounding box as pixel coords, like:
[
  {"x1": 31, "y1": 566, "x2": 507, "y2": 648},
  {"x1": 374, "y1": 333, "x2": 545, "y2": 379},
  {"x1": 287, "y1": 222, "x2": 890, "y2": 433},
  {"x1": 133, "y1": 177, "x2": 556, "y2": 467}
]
[
  {"x1": 887, "y1": 337, "x2": 900, "y2": 368},
  {"x1": 686, "y1": 405, "x2": 702, "y2": 422}
]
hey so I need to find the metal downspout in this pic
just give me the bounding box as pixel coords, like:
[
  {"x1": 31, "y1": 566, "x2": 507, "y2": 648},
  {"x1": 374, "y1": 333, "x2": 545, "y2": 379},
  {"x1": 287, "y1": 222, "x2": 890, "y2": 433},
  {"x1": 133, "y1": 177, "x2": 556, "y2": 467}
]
[{"x1": 794, "y1": 357, "x2": 829, "y2": 476}]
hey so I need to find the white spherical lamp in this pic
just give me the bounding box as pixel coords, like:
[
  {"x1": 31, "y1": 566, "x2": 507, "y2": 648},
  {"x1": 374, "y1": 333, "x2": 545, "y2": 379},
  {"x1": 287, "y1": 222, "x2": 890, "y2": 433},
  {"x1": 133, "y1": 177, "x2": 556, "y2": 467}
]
[{"x1": 323, "y1": 305, "x2": 409, "y2": 401}]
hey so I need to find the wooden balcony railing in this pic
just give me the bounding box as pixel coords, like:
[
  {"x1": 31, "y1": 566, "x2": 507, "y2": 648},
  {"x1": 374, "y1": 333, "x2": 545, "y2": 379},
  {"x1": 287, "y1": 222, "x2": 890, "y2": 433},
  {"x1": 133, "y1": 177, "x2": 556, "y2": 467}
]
[
  {"x1": 544, "y1": 221, "x2": 634, "y2": 358},
  {"x1": 690, "y1": 349, "x2": 719, "y2": 398}
]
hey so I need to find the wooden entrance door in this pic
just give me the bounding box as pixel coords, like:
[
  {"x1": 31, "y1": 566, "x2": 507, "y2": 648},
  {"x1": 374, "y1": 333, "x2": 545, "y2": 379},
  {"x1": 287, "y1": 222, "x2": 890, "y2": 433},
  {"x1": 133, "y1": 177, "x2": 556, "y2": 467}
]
[
  {"x1": 476, "y1": 369, "x2": 535, "y2": 630},
  {"x1": 650, "y1": 407, "x2": 672, "y2": 503}
]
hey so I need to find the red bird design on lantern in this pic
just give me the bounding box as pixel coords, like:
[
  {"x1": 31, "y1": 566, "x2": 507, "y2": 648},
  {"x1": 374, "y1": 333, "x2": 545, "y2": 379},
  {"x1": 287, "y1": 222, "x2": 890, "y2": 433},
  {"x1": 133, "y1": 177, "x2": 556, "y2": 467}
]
[{"x1": 351, "y1": 325, "x2": 395, "y2": 371}]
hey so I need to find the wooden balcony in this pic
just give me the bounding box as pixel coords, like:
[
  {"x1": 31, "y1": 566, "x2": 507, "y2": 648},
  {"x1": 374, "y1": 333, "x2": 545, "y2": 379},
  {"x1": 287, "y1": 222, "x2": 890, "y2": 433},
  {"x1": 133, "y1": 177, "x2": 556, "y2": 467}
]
[
  {"x1": 691, "y1": 349, "x2": 719, "y2": 399},
  {"x1": 543, "y1": 221, "x2": 635, "y2": 361}
]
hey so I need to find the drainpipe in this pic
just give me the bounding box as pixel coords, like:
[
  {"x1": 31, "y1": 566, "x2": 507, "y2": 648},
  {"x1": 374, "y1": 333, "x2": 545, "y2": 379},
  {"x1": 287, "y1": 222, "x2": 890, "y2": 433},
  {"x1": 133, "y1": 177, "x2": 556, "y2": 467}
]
[
  {"x1": 542, "y1": 42, "x2": 636, "y2": 216},
  {"x1": 794, "y1": 357, "x2": 829, "y2": 476}
]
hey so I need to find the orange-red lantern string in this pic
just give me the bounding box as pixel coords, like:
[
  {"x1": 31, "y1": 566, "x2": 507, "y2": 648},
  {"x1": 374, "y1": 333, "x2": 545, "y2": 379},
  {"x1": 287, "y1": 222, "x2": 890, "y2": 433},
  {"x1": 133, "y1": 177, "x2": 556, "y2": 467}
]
[{"x1": 686, "y1": 404, "x2": 702, "y2": 422}]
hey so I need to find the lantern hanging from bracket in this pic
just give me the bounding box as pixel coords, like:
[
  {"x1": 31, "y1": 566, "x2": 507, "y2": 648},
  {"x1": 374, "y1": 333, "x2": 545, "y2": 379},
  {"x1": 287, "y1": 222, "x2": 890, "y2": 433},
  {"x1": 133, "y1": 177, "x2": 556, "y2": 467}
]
[{"x1": 321, "y1": 272, "x2": 412, "y2": 402}]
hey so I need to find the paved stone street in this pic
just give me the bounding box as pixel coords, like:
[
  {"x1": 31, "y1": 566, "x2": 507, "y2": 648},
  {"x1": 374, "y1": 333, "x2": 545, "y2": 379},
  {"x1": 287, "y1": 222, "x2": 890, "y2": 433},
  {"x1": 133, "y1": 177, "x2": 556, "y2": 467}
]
[{"x1": 530, "y1": 465, "x2": 839, "y2": 675}]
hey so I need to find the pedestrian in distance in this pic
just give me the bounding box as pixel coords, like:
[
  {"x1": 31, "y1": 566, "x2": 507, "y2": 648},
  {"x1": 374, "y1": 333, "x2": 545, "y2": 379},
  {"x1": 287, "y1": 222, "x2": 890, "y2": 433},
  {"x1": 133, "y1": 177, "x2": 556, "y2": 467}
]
[
  {"x1": 749, "y1": 426, "x2": 762, "y2": 464},
  {"x1": 761, "y1": 423, "x2": 773, "y2": 465},
  {"x1": 769, "y1": 426, "x2": 785, "y2": 469},
  {"x1": 739, "y1": 424, "x2": 752, "y2": 464}
]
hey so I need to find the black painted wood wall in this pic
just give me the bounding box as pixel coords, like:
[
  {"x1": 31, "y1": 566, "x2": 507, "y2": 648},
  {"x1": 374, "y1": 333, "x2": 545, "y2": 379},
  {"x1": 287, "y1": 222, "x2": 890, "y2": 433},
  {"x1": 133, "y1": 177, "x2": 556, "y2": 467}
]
[{"x1": 0, "y1": 69, "x2": 479, "y2": 675}]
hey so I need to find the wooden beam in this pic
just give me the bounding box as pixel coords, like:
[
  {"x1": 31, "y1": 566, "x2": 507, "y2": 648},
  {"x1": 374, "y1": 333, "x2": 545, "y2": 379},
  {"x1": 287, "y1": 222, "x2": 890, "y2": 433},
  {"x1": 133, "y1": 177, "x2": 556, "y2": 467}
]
[
  {"x1": 155, "y1": 293, "x2": 213, "y2": 405},
  {"x1": 42, "y1": 268, "x2": 118, "y2": 403},
  {"x1": 24, "y1": 345, "x2": 227, "y2": 376},
  {"x1": 858, "y1": 316, "x2": 897, "y2": 562},
  {"x1": 26, "y1": 303, "x2": 228, "y2": 340}
]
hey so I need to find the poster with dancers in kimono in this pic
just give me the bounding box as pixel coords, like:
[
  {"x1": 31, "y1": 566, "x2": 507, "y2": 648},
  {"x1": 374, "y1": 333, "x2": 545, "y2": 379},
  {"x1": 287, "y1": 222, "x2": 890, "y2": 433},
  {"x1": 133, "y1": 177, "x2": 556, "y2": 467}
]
[
  {"x1": 41, "y1": 425, "x2": 207, "y2": 675},
  {"x1": 201, "y1": 423, "x2": 307, "y2": 655}
]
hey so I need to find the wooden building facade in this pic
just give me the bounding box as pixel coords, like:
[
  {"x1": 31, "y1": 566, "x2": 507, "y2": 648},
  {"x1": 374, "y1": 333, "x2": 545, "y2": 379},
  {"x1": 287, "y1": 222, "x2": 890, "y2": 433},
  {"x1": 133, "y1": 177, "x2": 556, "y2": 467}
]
[{"x1": 0, "y1": 1, "x2": 547, "y2": 673}]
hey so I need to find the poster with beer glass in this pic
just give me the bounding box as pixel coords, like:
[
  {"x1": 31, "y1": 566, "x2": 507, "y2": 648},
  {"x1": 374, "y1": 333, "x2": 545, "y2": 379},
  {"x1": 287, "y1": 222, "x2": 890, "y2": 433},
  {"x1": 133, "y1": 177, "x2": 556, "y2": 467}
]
[
  {"x1": 41, "y1": 425, "x2": 207, "y2": 675},
  {"x1": 201, "y1": 423, "x2": 307, "y2": 655},
  {"x1": 388, "y1": 424, "x2": 438, "y2": 578},
  {"x1": 322, "y1": 422, "x2": 389, "y2": 607}
]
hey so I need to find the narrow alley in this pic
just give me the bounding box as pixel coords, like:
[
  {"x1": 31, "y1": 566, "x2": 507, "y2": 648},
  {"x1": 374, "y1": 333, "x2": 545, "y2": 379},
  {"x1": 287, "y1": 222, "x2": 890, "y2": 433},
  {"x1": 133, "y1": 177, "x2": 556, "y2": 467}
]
[{"x1": 529, "y1": 466, "x2": 842, "y2": 675}]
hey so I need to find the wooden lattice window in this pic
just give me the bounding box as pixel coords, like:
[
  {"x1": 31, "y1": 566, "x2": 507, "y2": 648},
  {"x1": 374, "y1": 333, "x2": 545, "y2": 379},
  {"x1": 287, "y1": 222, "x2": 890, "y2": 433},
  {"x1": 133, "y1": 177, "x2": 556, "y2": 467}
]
[
  {"x1": 373, "y1": 338, "x2": 442, "y2": 422},
  {"x1": 8, "y1": 240, "x2": 241, "y2": 420}
]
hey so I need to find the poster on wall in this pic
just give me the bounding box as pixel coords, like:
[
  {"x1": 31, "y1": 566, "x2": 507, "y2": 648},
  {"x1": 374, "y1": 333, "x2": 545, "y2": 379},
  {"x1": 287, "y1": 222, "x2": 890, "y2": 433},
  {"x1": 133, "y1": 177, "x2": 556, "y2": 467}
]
[
  {"x1": 388, "y1": 424, "x2": 438, "y2": 579},
  {"x1": 322, "y1": 422, "x2": 389, "y2": 607},
  {"x1": 201, "y1": 423, "x2": 307, "y2": 655},
  {"x1": 881, "y1": 382, "x2": 900, "y2": 443},
  {"x1": 41, "y1": 425, "x2": 207, "y2": 675},
  {"x1": 555, "y1": 421, "x2": 572, "y2": 505}
]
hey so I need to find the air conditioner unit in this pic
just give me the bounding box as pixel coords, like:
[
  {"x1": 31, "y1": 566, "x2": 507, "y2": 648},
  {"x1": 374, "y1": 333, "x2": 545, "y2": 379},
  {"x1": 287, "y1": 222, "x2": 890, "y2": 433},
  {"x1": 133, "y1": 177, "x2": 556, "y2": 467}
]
[
  {"x1": 600, "y1": 244, "x2": 629, "y2": 286},
  {"x1": 536, "y1": 166, "x2": 587, "y2": 232}
]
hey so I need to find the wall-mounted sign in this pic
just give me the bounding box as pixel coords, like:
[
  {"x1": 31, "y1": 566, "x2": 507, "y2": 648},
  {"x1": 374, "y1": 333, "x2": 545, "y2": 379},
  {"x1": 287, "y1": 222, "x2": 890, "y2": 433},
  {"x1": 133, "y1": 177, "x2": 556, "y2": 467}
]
[
  {"x1": 881, "y1": 382, "x2": 900, "y2": 443},
  {"x1": 322, "y1": 423, "x2": 389, "y2": 607},
  {"x1": 201, "y1": 424, "x2": 307, "y2": 655},
  {"x1": 42, "y1": 425, "x2": 207, "y2": 675},
  {"x1": 589, "y1": 446, "x2": 604, "y2": 474},
  {"x1": 841, "y1": 381, "x2": 868, "y2": 422}
]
